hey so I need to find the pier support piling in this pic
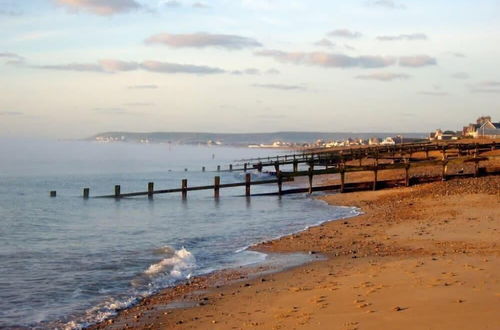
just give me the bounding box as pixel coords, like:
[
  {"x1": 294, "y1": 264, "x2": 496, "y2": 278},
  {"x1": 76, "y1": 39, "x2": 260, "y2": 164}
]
[
  {"x1": 340, "y1": 169, "x2": 346, "y2": 193},
  {"x1": 83, "y1": 188, "x2": 90, "y2": 199},
  {"x1": 245, "y1": 173, "x2": 251, "y2": 196},
  {"x1": 114, "y1": 185, "x2": 121, "y2": 198},
  {"x1": 182, "y1": 179, "x2": 188, "y2": 199},
  {"x1": 214, "y1": 176, "x2": 220, "y2": 198},
  {"x1": 405, "y1": 163, "x2": 410, "y2": 187},
  {"x1": 277, "y1": 171, "x2": 283, "y2": 196},
  {"x1": 148, "y1": 182, "x2": 154, "y2": 198}
]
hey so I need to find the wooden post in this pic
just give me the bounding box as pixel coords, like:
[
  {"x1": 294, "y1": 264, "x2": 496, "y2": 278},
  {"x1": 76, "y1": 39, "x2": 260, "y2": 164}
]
[
  {"x1": 202, "y1": 166, "x2": 206, "y2": 172},
  {"x1": 293, "y1": 160, "x2": 298, "y2": 173},
  {"x1": 244, "y1": 163, "x2": 247, "y2": 172},
  {"x1": 405, "y1": 163, "x2": 410, "y2": 187},
  {"x1": 229, "y1": 164, "x2": 233, "y2": 172},
  {"x1": 277, "y1": 171, "x2": 283, "y2": 196},
  {"x1": 148, "y1": 182, "x2": 154, "y2": 198},
  {"x1": 114, "y1": 185, "x2": 121, "y2": 198},
  {"x1": 50, "y1": 191, "x2": 56, "y2": 197},
  {"x1": 474, "y1": 160, "x2": 479, "y2": 178},
  {"x1": 182, "y1": 179, "x2": 188, "y2": 199},
  {"x1": 83, "y1": 188, "x2": 90, "y2": 199},
  {"x1": 441, "y1": 146, "x2": 446, "y2": 160},
  {"x1": 274, "y1": 161, "x2": 280, "y2": 174},
  {"x1": 308, "y1": 163, "x2": 314, "y2": 194},
  {"x1": 257, "y1": 162, "x2": 263, "y2": 173},
  {"x1": 245, "y1": 173, "x2": 251, "y2": 196},
  {"x1": 340, "y1": 169, "x2": 346, "y2": 193},
  {"x1": 214, "y1": 176, "x2": 220, "y2": 198},
  {"x1": 425, "y1": 148, "x2": 429, "y2": 159},
  {"x1": 217, "y1": 165, "x2": 221, "y2": 172},
  {"x1": 373, "y1": 166, "x2": 378, "y2": 191},
  {"x1": 442, "y1": 161, "x2": 448, "y2": 181}
]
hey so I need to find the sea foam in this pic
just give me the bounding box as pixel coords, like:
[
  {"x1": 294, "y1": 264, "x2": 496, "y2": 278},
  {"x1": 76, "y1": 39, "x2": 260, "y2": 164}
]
[{"x1": 144, "y1": 247, "x2": 196, "y2": 278}]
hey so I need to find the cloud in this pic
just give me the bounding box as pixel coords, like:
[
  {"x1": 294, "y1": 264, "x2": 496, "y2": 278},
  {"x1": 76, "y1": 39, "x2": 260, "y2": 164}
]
[
  {"x1": 145, "y1": 32, "x2": 262, "y2": 49},
  {"x1": 0, "y1": 52, "x2": 24, "y2": 61},
  {"x1": 399, "y1": 55, "x2": 437, "y2": 67},
  {"x1": 253, "y1": 83, "x2": 307, "y2": 91},
  {"x1": 447, "y1": 52, "x2": 466, "y2": 58},
  {"x1": 451, "y1": 72, "x2": 469, "y2": 79},
  {"x1": 93, "y1": 107, "x2": 137, "y2": 115},
  {"x1": 192, "y1": 2, "x2": 210, "y2": 8},
  {"x1": 244, "y1": 68, "x2": 260, "y2": 75},
  {"x1": 469, "y1": 81, "x2": 500, "y2": 93},
  {"x1": 477, "y1": 81, "x2": 500, "y2": 87},
  {"x1": 161, "y1": 0, "x2": 181, "y2": 7},
  {"x1": 55, "y1": 0, "x2": 141, "y2": 15},
  {"x1": 356, "y1": 72, "x2": 410, "y2": 81},
  {"x1": 367, "y1": 0, "x2": 406, "y2": 9},
  {"x1": 128, "y1": 84, "x2": 159, "y2": 89},
  {"x1": 0, "y1": 111, "x2": 23, "y2": 116},
  {"x1": 314, "y1": 38, "x2": 335, "y2": 48},
  {"x1": 140, "y1": 60, "x2": 225, "y2": 74},
  {"x1": 36, "y1": 62, "x2": 103, "y2": 72},
  {"x1": 0, "y1": 9, "x2": 22, "y2": 16},
  {"x1": 377, "y1": 33, "x2": 428, "y2": 41},
  {"x1": 124, "y1": 102, "x2": 154, "y2": 106},
  {"x1": 255, "y1": 50, "x2": 397, "y2": 68},
  {"x1": 34, "y1": 59, "x2": 225, "y2": 75},
  {"x1": 35, "y1": 59, "x2": 138, "y2": 73},
  {"x1": 266, "y1": 68, "x2": 280, "y2": 74},
  {"x1": 470, "y1": 88, "x2": 500, "y2": 94},
  {"x1": 418, "y1": 91, "x2": 448, "y2": 96},
  {"x1": 328, "y1": 29, "x2": 362, "y2": 39}
]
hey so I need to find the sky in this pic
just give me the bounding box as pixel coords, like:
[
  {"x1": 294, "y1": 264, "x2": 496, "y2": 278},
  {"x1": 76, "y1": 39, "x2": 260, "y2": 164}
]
[{"x1": 0, "y1": 0, "x2": 499, "y2": 138}]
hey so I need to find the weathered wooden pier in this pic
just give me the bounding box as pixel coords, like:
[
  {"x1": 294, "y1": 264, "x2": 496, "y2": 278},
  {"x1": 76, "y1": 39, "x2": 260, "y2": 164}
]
[{"x1": 50, "y1": 141, "x2": 499, "y2": 199}]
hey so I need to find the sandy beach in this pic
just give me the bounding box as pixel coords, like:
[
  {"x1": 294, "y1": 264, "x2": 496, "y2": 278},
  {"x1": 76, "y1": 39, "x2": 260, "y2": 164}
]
[{"x1": 93, "y1": 152, "x2": 500, "y2": 330}]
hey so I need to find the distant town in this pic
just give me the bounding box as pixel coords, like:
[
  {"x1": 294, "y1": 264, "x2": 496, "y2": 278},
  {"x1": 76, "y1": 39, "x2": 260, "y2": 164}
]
[{"x1": 92, "y1": 116, "x2": 499, "y2": 149}]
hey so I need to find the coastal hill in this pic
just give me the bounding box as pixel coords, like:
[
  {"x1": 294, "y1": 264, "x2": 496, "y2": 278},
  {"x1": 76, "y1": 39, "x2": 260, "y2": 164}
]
[{"x1": 89, "y1": 132, "x2": 427, "y2": 146}]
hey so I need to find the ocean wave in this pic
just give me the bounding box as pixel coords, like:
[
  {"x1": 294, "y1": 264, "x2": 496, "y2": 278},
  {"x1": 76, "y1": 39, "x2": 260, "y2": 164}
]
[{"x1": 144, "y1": 247, "x2": 196, "y2": 278}]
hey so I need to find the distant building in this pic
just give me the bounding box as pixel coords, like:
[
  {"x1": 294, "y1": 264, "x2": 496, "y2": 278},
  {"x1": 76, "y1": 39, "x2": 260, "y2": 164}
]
[
  {"x1": 381, "y1": 137, "x2": 396, "y2": 145},
  {"x1": 430, "y1": 129, "x2": 459, "y2": 141},
  {"x1": 368, "y1": 137, "x2": 380, "y2": 145},
  {"x1": 463, "y1": 116, "x2": 500, "y2": 138}
]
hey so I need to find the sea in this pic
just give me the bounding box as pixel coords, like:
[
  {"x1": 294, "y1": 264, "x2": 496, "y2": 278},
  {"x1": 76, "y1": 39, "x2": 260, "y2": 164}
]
[{"x1": 0, "y1": 139, "x2": 360, "y2": 329}]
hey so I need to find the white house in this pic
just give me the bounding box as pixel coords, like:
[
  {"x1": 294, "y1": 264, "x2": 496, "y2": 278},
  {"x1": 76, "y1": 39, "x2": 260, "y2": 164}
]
[{"x1": 381, "y1": 137, "x2": 396, "y2": 145}]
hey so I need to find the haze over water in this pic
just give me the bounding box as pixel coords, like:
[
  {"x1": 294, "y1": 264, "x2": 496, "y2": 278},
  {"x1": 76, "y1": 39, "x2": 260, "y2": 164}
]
[{"x1": 0, "y1": 140, "x2": 359, "y2": 328}]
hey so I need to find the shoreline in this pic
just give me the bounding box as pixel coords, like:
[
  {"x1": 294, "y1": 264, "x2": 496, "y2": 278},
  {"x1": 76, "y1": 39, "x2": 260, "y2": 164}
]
[
  {"x1": 87, "y1": 194, "x2": 359, "y2": 329},
  {"x1": 91, "y1": 172, "x2": 499, "y2": 329}
]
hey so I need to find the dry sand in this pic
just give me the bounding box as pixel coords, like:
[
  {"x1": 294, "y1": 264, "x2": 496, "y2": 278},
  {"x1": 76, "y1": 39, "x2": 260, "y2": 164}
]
[{"x1": 94, "y1": 149, "x2": 500, "y2": 330}]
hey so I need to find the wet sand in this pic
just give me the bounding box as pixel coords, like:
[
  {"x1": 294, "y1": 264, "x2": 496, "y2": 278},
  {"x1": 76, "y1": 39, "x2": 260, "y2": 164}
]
[{"x1": 94, "y1": 152, "x2": 500, "y2": 330}]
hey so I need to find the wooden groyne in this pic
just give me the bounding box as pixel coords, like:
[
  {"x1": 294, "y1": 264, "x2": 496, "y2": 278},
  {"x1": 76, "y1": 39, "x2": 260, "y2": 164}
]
[
  {"x1": 228, "y1": 141, "x2": 497, "y2": 173},
  {"x1": 92, "y1": 175, "x2": 293, "y2": 199},
  {"x1": 50, "y1": 141, "x2": 498, "y2": 199}
]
